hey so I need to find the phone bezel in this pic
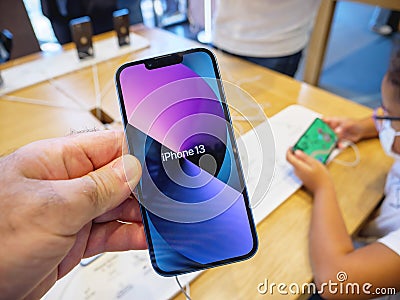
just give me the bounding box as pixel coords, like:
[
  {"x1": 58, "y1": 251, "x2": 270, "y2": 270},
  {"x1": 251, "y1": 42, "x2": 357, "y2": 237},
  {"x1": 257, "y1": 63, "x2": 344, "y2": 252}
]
[{"x1": 115, "y1": 47, "x2": 258, "y2": 276}]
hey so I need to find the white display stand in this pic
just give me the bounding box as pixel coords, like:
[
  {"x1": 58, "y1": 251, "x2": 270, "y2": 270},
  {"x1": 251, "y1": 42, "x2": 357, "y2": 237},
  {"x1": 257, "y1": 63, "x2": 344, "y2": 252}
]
[
  {"x1": 240, "y1": 105, "x2": 320, "y2": 223},
  {"x1": 0, "y1": 33, "x2": 150, "y2": 96}
]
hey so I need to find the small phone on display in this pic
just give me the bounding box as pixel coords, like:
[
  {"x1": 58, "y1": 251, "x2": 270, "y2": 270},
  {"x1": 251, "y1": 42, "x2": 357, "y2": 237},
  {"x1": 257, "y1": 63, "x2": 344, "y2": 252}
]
[
  {"x1": 292, "y1": 118, "x2": 338, "y2": 164},
  {"x1": 0, "y1": 29, "x2": 13, "y2": 63},
  {"x1": 70, "y1": 16, "x2": 94, "y2": 59},
  {"x1": 115, "y1": 48, "x2": 258, "y2": 276},
  {"x1": 113, "y1": 9, "x2": 131, "y2": 47}
]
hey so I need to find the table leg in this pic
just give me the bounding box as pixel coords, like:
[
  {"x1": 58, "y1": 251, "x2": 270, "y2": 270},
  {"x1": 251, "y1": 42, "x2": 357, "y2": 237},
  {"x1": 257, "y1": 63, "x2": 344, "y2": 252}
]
[{"x1": 303, "y1": 0, "x2": 337, "y2": 86}]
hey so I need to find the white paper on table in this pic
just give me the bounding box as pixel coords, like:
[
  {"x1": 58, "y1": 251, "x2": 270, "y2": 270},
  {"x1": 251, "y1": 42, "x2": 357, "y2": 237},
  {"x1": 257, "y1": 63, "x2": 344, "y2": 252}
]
[
  {"x1": 0, "y1": 33, "x2": 149, "y2": 96},
  {"x1": 238, "y1": 104, "x2": 321, "y2": 224},
  {"x1": 43, "y1": 251, "x2": 200, "y2": 300},
  {"x1": 43, "y1": 105, "x2": 326, "y2": 300}
]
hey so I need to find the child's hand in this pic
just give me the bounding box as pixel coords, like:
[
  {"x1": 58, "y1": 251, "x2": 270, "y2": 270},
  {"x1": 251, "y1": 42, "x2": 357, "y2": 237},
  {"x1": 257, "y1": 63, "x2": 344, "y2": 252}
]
[
  {"x1": 323, "y1": 117, "x2": 367, "y2": 147},
  {"x1": 286, "y1": 149, "x2": 333, "y2": 194}
]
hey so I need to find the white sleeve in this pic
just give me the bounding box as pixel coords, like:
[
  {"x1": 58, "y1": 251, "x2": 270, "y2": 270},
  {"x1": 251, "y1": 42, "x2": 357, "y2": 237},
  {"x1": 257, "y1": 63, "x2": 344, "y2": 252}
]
[{"x1": 378, "y1": 229, "x2": 400, "y2": 256}]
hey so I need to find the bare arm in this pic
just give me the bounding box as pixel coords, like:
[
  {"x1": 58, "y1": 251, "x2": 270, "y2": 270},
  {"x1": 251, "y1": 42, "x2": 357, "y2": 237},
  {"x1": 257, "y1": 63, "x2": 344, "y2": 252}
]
[
  {"x1": 0, "y1": 131, "x2": 146, "y2": 300},
  {"x1": 324, "y1": 116, "x2": 378, "y2": 146},
  {"x1": 287, "y1": 150, "x2": 400, "y2": 299}
]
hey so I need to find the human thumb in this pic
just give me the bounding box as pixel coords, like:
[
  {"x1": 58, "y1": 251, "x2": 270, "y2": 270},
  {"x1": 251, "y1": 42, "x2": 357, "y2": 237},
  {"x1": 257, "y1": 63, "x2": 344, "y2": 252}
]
[
  {"x1": 51, "y1": 155, "x2": 142, "y2": 233},
  {"x1": 293, "y1": 149, "x2": 313, "y2": 163}
]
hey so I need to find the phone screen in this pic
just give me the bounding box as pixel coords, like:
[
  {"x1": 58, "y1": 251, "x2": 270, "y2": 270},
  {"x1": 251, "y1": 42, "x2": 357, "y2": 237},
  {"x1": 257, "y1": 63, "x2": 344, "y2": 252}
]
[
  {"x1": 292, "y1": 118, "x2": 338, "y2": 164},
  {"x1": 116, "y1": 48, "x2": 257, "y2": 276}
]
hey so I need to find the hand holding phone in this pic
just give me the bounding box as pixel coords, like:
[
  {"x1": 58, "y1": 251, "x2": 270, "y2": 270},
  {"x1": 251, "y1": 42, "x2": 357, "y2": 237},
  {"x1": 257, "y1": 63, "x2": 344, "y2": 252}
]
[
  {"x1": 292, "y1": 118, "x2": 338, "y2": 164},
  {"x1": 115, "y1": 48, "x2": 258, "y2": 276}
]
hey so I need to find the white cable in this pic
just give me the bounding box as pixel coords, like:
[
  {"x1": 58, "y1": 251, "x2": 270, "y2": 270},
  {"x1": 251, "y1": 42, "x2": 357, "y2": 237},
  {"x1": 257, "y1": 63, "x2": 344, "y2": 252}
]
[
  {"x1": 2, "y1": 94, "x2": 82, "y2": 111},
  {"x1": 332, "y1": 140, "x2": 361, "y2": 167},
  {"x1": 186, "y1": 281, "x2": 191, "y2": 298},
  {"x1": 175, "y1": 276, "x2": 191, "y2": 300},
  {"x1": 47, "y1": 77, "x2": 87, "y2": 110},
  {"x1": 99, "y1": 79, "x2": 115, "y2": 101},
  {"x1": 90, "y1": 63, "x2": 103, "y2": 121},
  {"x1": 91, "y1": 63, "x2": 101, "y2": 108}
]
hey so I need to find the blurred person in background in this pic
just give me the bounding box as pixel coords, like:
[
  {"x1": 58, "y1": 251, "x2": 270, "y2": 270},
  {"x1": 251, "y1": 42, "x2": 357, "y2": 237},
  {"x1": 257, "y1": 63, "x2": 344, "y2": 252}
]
[
  {"x1": 212, "y1": 0, "x2": 320, "y2": 77},
  {"x1": 41, "y1": 0, "x2": 143, "y2": 44}
]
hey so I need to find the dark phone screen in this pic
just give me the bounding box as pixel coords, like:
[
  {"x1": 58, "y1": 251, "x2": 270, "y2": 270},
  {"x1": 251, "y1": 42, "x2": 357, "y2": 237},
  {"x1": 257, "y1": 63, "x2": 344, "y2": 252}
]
[
  {"x1": 70, "y1": 17, "x2": 94, "y2": 59},
  {"x1": 116, "y1": 49, "x2": 257, "y2": 276},
  {"x1": 293, "y1": 118, "x2": 338, "y2": 163}
]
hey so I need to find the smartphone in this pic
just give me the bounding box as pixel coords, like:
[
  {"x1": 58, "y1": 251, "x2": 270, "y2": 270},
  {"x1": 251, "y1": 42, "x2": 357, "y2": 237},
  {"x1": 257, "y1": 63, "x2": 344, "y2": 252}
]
[
  {"x1": 69, "y1": 16, "x2": 94, "y2": 59},
  {"x1": 113, "y1": 9, "x2": 131, "y2": 47},
  {"x1": 292, "y1": 118, "x2": 338, "y2": 164},
  {"x1": 115, "y1": 48, "x2": 258, "y2": 276}
]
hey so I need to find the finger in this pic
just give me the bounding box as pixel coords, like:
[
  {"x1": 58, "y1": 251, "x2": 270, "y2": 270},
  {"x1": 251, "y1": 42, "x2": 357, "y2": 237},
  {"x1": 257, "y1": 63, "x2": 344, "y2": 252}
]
[
  {"x1": 286, "y1": 149, "x2": 309, "y2": 170},
  {"x1": 121, "y1": 133, "x2": 129, "y2": 156},
  {"x1": 286, "y1": 148, "x2": 297, "y2": 166},
  {"x1": 17, "y1": 130, "x2": 125, "y2": 180},
  {"x1": 69, "y1": 130, "x2": 125, "y2": 170},
  {"x1": 51, "y1": 155, "x2": 142, "y2": 234},
  {"x1": 337, "y1": 141, "x2": 348, "y2": 149},
  {"x1": 334, "y1": 125, "x2": 344, "y2": 136},
  {"x1": 22, "y1": 270, "x2": 58, "y2": 300},
  {"x1": 322, "y1": 117, "x2": 340, "y2": 129},
  {"x1": 323, "y1": 118, "x2": 347, "y2": 139},
  {"x1": 293, "y1": 149, "x2": 318, "y2": 165},
  {"x1": 94, "y1": 197, "x2": 142, "y2": 223},
  {"x1": 83, "y1": 221, "x2": 147, "y2": 258},
  {"x1": 57, "y1": 223, "x2": 92, "y2": 278}
]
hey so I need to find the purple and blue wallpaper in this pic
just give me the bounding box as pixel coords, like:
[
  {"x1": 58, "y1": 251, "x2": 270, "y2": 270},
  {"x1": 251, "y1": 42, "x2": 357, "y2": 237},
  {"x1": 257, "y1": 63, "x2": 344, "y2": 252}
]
[{"x1": 119, "y1": 51, "x2": 256, "y2": 275}]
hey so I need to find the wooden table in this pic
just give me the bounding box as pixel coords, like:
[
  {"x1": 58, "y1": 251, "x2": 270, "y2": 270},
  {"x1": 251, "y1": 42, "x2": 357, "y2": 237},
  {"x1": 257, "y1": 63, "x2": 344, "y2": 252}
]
[
  {"x1": 303, "y1": 0, "x2": 400, "y2": 86},
  {"x1": 0, "y1": 27, "x2": 393, "y2": 299}
]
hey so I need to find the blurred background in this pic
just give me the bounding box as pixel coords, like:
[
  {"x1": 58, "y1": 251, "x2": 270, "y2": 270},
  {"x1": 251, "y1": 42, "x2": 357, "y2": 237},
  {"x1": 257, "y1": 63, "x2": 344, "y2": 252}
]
[{"x1": 16, "y1": 0, "x2": 400, "y2": 108}]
